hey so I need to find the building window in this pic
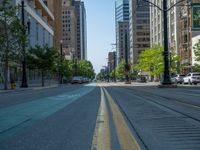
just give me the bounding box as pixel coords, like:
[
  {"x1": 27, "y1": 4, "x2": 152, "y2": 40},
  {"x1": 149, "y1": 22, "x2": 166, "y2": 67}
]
[
  {"x1": 36, "y1": 23, "x2": 39, "y2": 42},
  {"x1": 43, "y1": 28, "x2": 45, "y2": 45}
]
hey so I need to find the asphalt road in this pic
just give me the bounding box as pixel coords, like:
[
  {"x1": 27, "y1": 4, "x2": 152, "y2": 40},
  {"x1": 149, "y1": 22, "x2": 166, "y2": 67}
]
[
  {"x1": 0, "y1": 82, "x2": 200, "y2": 150},
  {"x1": 0, "y1": 83, "x2": 100, "y2": 150}
]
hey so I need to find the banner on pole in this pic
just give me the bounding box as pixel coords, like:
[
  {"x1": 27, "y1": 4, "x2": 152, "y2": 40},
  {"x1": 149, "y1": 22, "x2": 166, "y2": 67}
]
[{"x1": 192, "y1": 5, "x2": 200, "y2": 30}]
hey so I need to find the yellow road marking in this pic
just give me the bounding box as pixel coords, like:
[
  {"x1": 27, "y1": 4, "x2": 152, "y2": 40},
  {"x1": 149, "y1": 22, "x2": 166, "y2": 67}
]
[
  {"x1": 103, "y1": 87, "x2": 141, "y2": 150},
  {"x1": 91, "y1": 88, "x2": 111, "y2": 150}
]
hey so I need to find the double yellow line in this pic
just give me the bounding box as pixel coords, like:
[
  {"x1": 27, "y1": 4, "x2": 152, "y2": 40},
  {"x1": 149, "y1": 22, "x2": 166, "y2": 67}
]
[{"x1": 91, "y1": 87, "x2": 141, "y2": 150}]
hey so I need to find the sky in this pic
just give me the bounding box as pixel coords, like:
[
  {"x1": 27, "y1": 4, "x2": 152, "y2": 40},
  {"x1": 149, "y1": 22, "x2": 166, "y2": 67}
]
[{"x1": 83, "y1": 0, "x2": 116, "y2": 73}]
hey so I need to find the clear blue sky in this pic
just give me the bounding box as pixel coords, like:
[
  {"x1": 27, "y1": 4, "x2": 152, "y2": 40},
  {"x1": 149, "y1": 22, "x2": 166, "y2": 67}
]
[{"x1": 83, "y1": 0, "x2": 116, "y2": 73}]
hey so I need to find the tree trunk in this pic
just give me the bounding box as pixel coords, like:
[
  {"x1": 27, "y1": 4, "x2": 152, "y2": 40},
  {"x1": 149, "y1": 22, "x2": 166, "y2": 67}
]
[
  {"x1": 4, "y1": 56, "x2": 8, "y2": 90},
  {"x1": 3, "y1": 17, "x2": 9, "y2": 90},
  {"x1": 41, "y1": 71, "x2": 45, "y2": 87}
]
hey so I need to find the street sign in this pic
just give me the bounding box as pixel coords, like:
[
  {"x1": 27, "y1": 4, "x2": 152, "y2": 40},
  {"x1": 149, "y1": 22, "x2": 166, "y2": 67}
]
[{"x1": 192, "y1": 5, "x2": 200, "y2": 30}]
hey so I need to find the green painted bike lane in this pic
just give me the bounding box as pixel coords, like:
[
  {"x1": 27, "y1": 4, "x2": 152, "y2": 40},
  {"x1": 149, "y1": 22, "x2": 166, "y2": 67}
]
[{"x1": 0, "y1": 84, "x2": 96, "y2": 140}]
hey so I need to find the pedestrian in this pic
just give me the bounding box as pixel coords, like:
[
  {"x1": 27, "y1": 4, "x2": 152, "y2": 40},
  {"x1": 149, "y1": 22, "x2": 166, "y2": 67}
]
[{"x1": 10, "y1": 76, "x2": 16, "y2": 90}]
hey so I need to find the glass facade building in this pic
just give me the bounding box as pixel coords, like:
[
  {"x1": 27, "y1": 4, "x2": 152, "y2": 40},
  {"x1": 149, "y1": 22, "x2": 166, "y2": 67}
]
[
  {"x1": 115, "y1": 0, "x2": 129, "y2": 22},
  {"x1": 115, "y1": 0, "x2": 129, "y2": 65}
]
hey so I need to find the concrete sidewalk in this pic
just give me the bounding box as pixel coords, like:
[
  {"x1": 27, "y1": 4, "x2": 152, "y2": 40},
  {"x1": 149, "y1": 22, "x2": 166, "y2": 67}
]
[
  {"x1": 0, "y1": 80, "x2": 59, "y2": 94},
  {"x1": 98, "y1": 81, "x2": 160, "y2": 87}
]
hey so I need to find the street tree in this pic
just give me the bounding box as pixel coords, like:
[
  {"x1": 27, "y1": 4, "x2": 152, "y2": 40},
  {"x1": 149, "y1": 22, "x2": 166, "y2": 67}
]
[
  {"x1": 193, "y1": 39, "x2": 200, "y2": 72},
  {"x1": 134, "y1": 45, "x2": 179, "y2": 80},
  {"x1": 0, "y1": 0, "x2": 26, "y2": 90},
  {"x1": 116, "y1": 60, "x2": 126, "y2": 79},
  {"x1": 72, "y1": 60, "x2": 95, "y2": 79},
  {"x1": 63, "y1": 60, "x2": 73, "y2": 79},
  {"x1": 27, "y1": 45, "x2": 58, "y2": 87}
]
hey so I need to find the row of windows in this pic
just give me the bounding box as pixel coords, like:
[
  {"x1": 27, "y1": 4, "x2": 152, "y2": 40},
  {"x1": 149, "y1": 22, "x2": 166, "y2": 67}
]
[
  {"x1": 63, "y1": 37, "x2": 71, "y2": 41},
  {"x1": 136, "y1": 13, "x2": 150, "y2": 18},
  {"x1": 62, "y1": 15, "x2": 71, "y2": 19},
  {"x1": 63, "y1": 20, "x2": 71, "y2": 23},
  {"x1": 63, "y1": 28, "x2": 71, "y2": 32},
  {"x1": 63, "y1": 24, "x2": 71, "y2": 28},
  {"x1": 62, "y1": 10, "x2": 71, "y2": 15},
  {"x1": 137, "y1": 38, "x2": 150, "y2": 42}
]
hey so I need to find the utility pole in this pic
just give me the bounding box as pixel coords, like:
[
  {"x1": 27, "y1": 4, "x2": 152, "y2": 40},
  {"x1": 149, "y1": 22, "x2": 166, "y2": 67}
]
[
  {"x1": 21, "y1": 0, "x2": 28, "y2": 88},
  {"x1": 113, "y1": 52, "x2": 116, "y2": 82}
]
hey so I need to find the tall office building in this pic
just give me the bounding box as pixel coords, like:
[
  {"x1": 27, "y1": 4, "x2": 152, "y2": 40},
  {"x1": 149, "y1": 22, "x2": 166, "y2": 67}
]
[
  {"x1": 80, "y1": 1, "x2": 87, "y2": 60},
  {"x1": 117, "y1": 21, "x2": 130, "y2": 63},
  {"x1": 108, "y1": 52, "x2": 116, "y2": 72},
  {"x1": 115, "y1": 0, "x2": 130, "y2": 64},
  {"x1": 62, "y1": 0, "x2": 77, "y2": 59},
  {"x1": 16, "y1": 0, "x2": 54, "y2": 47},
  {"x1": 0, "y1": 0, "x2": 54, "y2": 81},
  {"x1": 44, "y1": 0, "x2": 62, "y2": 50},
  {"x1": 129, "y1": 0, "x2": 150, "y2": 64},
  {"x1": 74, "y1": 0, "x2": 87, "y2": 60},
  {"x1": 150, "y1": 0, "x2": 179, "y2": 54},
  {"x1": 178, "y1": 0, "x2": 200, "y2": 74}
]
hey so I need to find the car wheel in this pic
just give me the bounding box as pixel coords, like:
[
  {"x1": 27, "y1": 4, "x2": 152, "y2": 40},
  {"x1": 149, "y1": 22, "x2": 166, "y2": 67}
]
[{"x1": 194, "y1": 83, "x2": 197, "y2": 85}]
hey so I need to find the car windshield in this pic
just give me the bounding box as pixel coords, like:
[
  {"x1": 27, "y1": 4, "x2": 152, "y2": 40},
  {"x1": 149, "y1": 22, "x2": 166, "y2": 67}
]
[
  {"x1": 179, "y1": 75, "x2": 185, "y2": 77},
  {"x1": 73, "y1": 77, "x2": 81, "y2": 80},
  {"x1": 193, "y1": 74, "x2": 200, "y2": 76}
]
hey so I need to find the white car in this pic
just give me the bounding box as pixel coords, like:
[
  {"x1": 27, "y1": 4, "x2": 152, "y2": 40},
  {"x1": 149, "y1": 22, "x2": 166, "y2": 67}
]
[
  {"x1": 183, "y1": 72, "x2": 200, "y2": 85},
  {"x1": 171, "y1": 74, "x2": 185, "y2": 84},
  {"x1": 71, "y1": 76, "x2": 83, "y2": 84}
]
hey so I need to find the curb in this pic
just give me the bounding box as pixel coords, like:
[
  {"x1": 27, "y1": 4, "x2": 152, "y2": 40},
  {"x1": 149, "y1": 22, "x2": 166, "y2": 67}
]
[{"x1": 0, "y1": 84, "x2": 59, "y2": 94}]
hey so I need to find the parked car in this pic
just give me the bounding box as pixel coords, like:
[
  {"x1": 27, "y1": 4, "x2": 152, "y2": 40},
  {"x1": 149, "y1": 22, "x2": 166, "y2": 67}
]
[
  {"x1": 183, "y1": 72, "x2": 200, "y2": 85},
  {"x1": 71, "y1": 76, "x2": 83, "y2": 84},
  {"x1": 82, "y1": 77, "x2": 89, "y2": 83},
  {"x1": 136, "y1": 76, "x2": 147, "y2": 83},
  {"x1": 171, "y1": 74, "x2": 185, "y2": 84}
]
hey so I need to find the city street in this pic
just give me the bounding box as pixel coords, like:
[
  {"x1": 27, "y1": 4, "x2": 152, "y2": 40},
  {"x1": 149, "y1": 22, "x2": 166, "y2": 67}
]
[{"x1": 0, "y1": 82, "x2": 200, "y2": 150}]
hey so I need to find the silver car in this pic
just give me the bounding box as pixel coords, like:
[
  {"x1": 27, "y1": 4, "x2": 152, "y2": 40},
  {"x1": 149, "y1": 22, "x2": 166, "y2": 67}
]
[
  {"x1": 171, "y1": 74, "x2": 185, "y2": 84},
  {"x1": 183, "y1": 72, "x2": 200, "y2": 85}
]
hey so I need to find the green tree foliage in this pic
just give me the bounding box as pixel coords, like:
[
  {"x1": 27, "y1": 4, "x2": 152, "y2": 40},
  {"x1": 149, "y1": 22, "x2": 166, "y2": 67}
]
[
  {"x1": 53, "y1": 58, "x2": 95, "y2": 81},
  {"x1": 73, "y1": 60, "x2": 95, "y2": 78},
  {"x1": 134, "y1": 45, "x2": 163, "y2": 76},
  {"x1": 134, "y1": 44, "x2": 180, "y2": 77},
  {"x1": 193, "y1": 39, "x2": 200, "y2": 62},
  {"x1": 116, "y1": 60, "x2": 126, "y2": 79},
  {"x1": 109, "y1": 70, "x2": 115, "y2": 79},
  {"x1": 107, "y1": 60, "x2": 132, "y2": 80},
  {"x1": 0, "y1": 0, "x2": 26, "y2": 89},
  {"x1": 27, "y1": 45, "x2": 58, "y2": 86},
  {"x1": 193, "y1": 39, "x2": 200, "y2": 72}
]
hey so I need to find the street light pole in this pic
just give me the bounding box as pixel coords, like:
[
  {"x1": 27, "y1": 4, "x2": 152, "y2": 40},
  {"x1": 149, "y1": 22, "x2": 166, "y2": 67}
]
[
  {"x1": 162, "y1": 0, "x2": 171, "y2": 85},
  {"x1": 124, "y1": 31, "x2": 130, "y2": 83},
  {"x1": 21, "y1": 0, "x2": 28, "y2": 88}
]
